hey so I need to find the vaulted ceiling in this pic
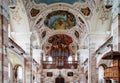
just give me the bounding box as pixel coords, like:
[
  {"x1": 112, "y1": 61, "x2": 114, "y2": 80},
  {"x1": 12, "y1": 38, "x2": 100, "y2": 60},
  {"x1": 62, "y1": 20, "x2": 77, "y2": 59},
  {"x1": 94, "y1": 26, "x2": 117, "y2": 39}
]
[{"x1": 7, "y1": 0, "x2": 112, "y2": 64}]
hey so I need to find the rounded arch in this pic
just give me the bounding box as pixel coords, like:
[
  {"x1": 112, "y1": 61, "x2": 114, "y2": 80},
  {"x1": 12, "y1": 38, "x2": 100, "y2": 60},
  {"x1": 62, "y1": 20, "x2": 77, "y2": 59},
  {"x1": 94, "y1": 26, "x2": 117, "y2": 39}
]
[
  {"x1": 98, "y1": 64, "x2": 106, "y2": 83},
  {"x1": 41, "y1": 30, "x2": 79, "y2": 47},
  {"x1": 98, "y1": 64, "x2": 107, "y2": 69},
  {"x1": 55, "y1": 74, "x2": 65, "y2": 83},
  {"x1": 31, "y1": 3, "x2": 89, "y2": 51},
  {"x1": 14, "y1": 64, "x2": 22, "y2": 70},
  {"x1": 13, "y1": 64, "x2": 23, "y2": 83}
]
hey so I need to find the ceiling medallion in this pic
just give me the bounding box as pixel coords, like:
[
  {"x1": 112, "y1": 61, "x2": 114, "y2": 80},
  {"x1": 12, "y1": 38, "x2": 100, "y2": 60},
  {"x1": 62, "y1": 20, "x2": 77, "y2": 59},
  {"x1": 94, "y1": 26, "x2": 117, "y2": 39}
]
[
  {"x1": 48, "y1": 34, "x2": 73, "y2": 45},
  {"x1": 44, "y1": 10, "x2": 76, "y2": 30},
  {"x1": 34, "y1": 0, "x2": 86, "y2": 5},
  {"x1": 30, "y1": 8, "x2": 40, "y2": 17},
  {"x1": 80, "y1": 7, "x2": 91, "y2": 16}
]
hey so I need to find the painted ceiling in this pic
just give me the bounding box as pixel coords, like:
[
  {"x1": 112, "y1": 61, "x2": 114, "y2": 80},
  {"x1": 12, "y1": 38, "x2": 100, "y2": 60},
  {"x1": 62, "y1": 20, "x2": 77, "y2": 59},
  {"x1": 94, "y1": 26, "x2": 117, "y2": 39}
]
[
  {"x1": 34, "y1": 0, "x2": 86, "y2": 4},
  {"x1": 7, "y1": 0, "x2": 112, "y2": 71},
  {"x1": 48, "y1": 34, "x2": 73, "y2": 45},
  {"x1": 6, "y1": 1, "x2": 112, "y2": 71},
  {"x1": 44, "y1": 10, "x2": 76, "y2": 30}
]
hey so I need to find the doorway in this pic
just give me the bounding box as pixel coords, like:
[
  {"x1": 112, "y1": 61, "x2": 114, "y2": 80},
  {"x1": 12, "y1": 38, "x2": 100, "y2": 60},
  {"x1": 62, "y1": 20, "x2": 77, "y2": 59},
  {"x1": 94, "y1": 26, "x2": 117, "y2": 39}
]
[{"x1": 55, "y1": 75, "x2": 65, "y2": 83}]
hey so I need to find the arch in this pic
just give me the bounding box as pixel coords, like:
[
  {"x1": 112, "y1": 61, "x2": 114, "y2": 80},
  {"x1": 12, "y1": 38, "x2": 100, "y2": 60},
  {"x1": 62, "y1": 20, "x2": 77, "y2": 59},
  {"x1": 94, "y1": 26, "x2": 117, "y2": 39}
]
[
  {"x1": 31, "y1": 3, "x2": 89, "y2": 51},
  {"x1": 14, "y1": 64, "x2": 22, "y2": 71},
  {"x1": 99, "y1": 64, "x2": 107, "y2": 69},
  {"x1": 31, "y1": 3, "x2": 89, "y2": 34},
  {"x1": 13, "y1": 65, "x2": 23, "y2": 83},
  {"x1": 55, "y1": 75, "x2": 65, "y2": 83},
  {"x1": 8, "y1": 62, "x2": 13, "y2": 83},
  {"x1": 32, "y1": 3, "x2": 89, "y2": 33},
  {"x1": 41, "y1": 31, "x2": 79, "y2": 46},
  {"x1": 98, "y1": 64, "x2": 106, "y2": 83}
]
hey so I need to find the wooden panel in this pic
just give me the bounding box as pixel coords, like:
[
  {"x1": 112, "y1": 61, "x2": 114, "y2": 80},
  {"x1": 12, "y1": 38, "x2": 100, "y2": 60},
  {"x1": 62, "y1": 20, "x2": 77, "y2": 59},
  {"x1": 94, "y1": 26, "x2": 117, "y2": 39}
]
[
  {"x1": 104, "y1": 67, "x2": 112, "y2": 78},
  {"x1": 113, "y1": 60, "x2": 119, "y2": 66},
  {"x1": 113, "y1": 59, "x2": 120, "y2": 66},
  {"x1": 104, "y1": 66, "x2": 120, "y2": 80},
  {"x1": 42, "y1": 61, "x2": 78, "y2": 69},
  {"x1": 112, "y1": 66, "x2": 119, "y2": 77}
]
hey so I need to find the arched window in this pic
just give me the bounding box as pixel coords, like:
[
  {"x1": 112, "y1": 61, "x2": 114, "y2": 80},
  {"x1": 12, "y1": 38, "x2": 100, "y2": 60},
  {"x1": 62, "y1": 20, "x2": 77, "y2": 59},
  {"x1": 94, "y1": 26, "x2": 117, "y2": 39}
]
[
  {"x1": 8, "y1": 63, "x2": 12, "y2": 83},
  {"x1": 98, "y1": 66, "x2": 105, "y2": 83},
  {"x1": 14, "y1": 66, "x2": 23, "y2": 83},
  {"x1": 68, "y1": 56, "x2": 73, "y2": 64},
  {"x1": 48, "y1": 56, "x2": 53, "y2": 64},
  {"x1": 17, "y1": 66, "x2": 23, "y2": 81},
  {"x1": 8, "y1": 24, "x2": 11, "y2": 37}
]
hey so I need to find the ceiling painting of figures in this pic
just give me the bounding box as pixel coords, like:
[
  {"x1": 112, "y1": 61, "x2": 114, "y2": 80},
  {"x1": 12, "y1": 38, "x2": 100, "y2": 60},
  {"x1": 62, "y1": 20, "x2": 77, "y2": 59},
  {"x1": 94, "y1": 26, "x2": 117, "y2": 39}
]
[
  {"x1": 48, "y1": 34, "x2": 73, "y2": 45},
  {"x1": 44, "y1": 10, "x2": 76, "y2": 30},
  {"x1": 34, "y1": 0, "x2": 86, "y2": 4}
]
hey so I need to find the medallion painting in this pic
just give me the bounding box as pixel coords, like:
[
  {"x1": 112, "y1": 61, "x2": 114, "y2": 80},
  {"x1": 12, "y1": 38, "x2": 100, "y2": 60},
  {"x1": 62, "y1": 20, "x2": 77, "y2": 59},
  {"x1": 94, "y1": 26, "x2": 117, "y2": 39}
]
[
  {"x1": 34, "y1": 0, "x2": 86, "y2": 4},
  {"x1": 44, "y1": 10, "x2": 76, "y2": 30},
  {"x1": 30, "y1": 8, "x2": 40, "y2": 17}
]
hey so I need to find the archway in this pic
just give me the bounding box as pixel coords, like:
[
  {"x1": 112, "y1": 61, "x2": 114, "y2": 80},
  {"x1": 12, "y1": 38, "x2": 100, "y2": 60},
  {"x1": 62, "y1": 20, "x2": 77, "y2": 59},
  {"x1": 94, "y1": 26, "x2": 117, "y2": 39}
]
[
  {"x1": 14, "y1": 65, "x2": 23, "y2": 83},
  {"x1": 98, "y1": 65, "x2": 105, "y2": 83},
  {"x1": 55, "y1": 75, "x2": 65, "y2": 83}
]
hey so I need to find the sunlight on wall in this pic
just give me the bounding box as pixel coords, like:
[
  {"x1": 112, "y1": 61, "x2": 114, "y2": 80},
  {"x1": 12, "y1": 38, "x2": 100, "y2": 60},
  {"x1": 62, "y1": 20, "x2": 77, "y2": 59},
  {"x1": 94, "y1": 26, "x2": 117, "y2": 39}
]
[
  {"x1": 17, "y1": 66, "x2": 23, "y2": 79},
  {"x1": 98, "y1": 66, "x2": 104, "y2": 83},
  {"x1": 68, "y1": 56, "x2": 73, "y2": 63},
  {"x1": 48, "y1": 56, "x2": 53, "y2": 64},
  {"x1": 8, "y1": 63, "x2": 11, "y2": 78}
]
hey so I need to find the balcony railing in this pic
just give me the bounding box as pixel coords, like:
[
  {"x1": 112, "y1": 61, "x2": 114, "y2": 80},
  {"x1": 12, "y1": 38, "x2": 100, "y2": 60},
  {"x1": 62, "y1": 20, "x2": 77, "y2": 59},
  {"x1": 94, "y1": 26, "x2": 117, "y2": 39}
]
[{"x1": 42, "y1": 61, "x2": 78, "y2": 69}]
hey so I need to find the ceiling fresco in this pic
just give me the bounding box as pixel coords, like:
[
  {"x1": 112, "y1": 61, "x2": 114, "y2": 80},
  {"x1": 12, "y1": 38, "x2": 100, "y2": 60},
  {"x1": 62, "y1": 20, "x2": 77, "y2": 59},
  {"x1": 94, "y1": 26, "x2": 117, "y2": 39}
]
[
  {"x1": 47, "y1": 34, "x2": 74, "y2": 61},
  {"x1": 80, "y1": 7, "x2": 91, "y2": 16},
  {"x1": 30, "y1": 8, "x2": 40, "y2": 17},
  {"x1": 44, "y1": 10, "x2": 76, "y2": 30},
  {"x1": 48, "y1": 34, "x2": 73, "y2": 45},
  {"x1": 34, "y1": 0, "x2": 86, "y2": 4}
]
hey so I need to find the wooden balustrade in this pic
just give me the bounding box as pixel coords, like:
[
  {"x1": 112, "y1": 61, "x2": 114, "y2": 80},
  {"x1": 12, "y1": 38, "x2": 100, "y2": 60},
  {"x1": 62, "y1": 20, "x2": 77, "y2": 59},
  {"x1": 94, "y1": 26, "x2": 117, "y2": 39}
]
[{"x1": 42, "y1": 61, "x2": 78, "y2": 69}]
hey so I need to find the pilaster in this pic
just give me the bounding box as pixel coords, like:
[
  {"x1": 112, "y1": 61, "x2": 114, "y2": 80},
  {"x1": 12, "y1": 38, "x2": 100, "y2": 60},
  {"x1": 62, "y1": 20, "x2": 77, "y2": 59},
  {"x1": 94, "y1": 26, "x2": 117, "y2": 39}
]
[{"x1": 0, "y1": 14, "x2": 8, "y2": 83}]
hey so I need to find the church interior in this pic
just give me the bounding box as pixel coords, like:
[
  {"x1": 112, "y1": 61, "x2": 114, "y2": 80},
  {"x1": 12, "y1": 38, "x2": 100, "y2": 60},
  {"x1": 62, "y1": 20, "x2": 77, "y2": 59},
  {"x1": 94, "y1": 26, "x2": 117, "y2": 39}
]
[{"x1": 0, "y1": 0, "x2": 120, "y2": 83}]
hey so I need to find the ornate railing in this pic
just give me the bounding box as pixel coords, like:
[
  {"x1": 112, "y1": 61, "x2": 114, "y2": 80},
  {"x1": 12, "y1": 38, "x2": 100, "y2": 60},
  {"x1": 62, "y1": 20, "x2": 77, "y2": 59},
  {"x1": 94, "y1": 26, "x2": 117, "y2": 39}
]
[{"x1": 42, "y1": 61, "x2": 78, "y2": 69}]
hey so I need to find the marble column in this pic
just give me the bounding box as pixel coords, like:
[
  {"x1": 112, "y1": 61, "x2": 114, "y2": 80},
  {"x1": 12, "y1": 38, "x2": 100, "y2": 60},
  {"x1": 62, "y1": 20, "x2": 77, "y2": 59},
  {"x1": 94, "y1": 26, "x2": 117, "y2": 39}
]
[
  {"x1": 0, "y1": 15, "x2": 9, "y2": 83},
  {"x1": 25, "y1": 58, "x2": 32, "y2": 83},
  {"x1": 111, "y1": 0, "x2": 120, "y2": 51},
  {"x1": 88, "y1": 35, "x2": 97, "y2": 83}
]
